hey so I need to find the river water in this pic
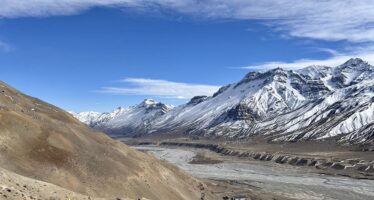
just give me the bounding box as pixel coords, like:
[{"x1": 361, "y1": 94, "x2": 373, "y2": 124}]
[{"x1": 134, "y1": 146, "x2": 374, "y2": 200}]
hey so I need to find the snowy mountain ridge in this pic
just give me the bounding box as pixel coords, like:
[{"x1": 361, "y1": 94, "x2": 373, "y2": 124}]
[
  {"x1": 72, "y1": 58, "x2": 374, "y2": 144},
  {"x1": 70, "y1": 99, "x2": 173, "y2": 136}
]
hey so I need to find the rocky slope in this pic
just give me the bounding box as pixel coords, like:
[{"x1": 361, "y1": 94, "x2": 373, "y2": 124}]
[
  {"x1": 74, "y1": 58, "x2": 374, "y2": 144},
  {"x1": 0, "y1": 81, "x2": 210, "y2": 200}
]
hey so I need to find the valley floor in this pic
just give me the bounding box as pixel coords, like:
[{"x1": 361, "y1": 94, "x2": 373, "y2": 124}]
[
  {"x1": 124, "y1": 136, "x2": 374, "y2": 200},
  {"x1": 133, "y1": 145, "x2": 374, "y2": 200}
]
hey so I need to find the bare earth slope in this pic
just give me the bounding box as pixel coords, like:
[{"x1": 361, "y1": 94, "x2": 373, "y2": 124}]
[{"x1": 0, "y1": 81, "x2": 210, "y2": 200}]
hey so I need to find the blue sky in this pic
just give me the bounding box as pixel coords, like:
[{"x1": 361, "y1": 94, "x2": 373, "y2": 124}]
[{"x1": 1, "y1": 1, "x2": 374, "y2": 112}]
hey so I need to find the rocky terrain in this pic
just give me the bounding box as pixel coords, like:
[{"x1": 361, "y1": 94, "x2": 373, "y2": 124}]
[
  {"x1": 74, "y1": 58, "x2": 374, "y2": 145},
  {"x1": 0, "y1": 81, "x2": 212, "y2": 200}
]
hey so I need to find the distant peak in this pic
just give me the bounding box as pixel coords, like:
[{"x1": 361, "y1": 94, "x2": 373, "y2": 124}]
[
  {"x1": 342, "y1": 58, "x2": 367, "y2": 67},
  {"x1": 236, "y1": 67, "x2": 288, "y2": 87},
  {"x1": 302, "y1": 65, "x2": 331, "y2": 70},
  {"x1": 142, "y1": 99, "x2": 156, "y2": 105},
  {"x1": 242, "y1": 67, "x2": 286, "y2": 79},
  {"x1": 137, "y1": 99, "x2": 158, "y2": 108},
  {"x1": 296, "y1": 65, "x2": 332, "y2": 79},
  {"x1": 265, "y1": 67, "x2": 288, "y2": 77},
  {"x1": 271, "y1": 67, "x2": 286, "y2": 72},
  {"x1": 110, "y1": 106, "x2": 127, "y2": 115},
  {"x1": 113, "y1": 106, "x2": 125, "y2": 111}
]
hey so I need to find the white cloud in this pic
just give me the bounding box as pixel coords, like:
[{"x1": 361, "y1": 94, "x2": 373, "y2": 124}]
[
  {"x1": 3, "y1": 1, "x2": 374, "y2": 72},
  {"x1": 99, "y1": 78, "x2": 220, "y2": 99},
  {"x1": 241, "y1": 51, "x2": 374, "y2": 70},
  {"x1": 0, "y1": 0, "x2": 120, "y2": 17},
  {"x1": 1, "y1": 1, "x2": 374, "y2": 43}
]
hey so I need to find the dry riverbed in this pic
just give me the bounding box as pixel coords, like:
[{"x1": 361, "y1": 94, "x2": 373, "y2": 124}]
[{"x1": 133, "y1": 145, "x2": 374, "y2": 200}]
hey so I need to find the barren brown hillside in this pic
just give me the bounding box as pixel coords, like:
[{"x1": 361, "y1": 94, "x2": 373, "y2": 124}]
[{"x1": 0, "y1": 81, "x2": 211, "y2": 200}]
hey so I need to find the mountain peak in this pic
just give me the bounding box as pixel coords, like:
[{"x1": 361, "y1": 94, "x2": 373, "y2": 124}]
[
  {"x1": 296, "y1": 65, "x2": 332, "y2": 79},
  {"x1": 137, "y1": 99, "x2": 172, "y2": 112},
  {"x1": 111, "y1": 106, "x2": 127, "y2": 114},
  {"x1": 339, "y1": 58, "x2": 370, "y2": 70},
  {"x1": 270, "y1": 67, "x2": 286, "y2": 72},
  {"x1": 237, "y1": 67, "x2": 287, "y2": 87},
  {"x1": 139, "y1": 99, "x2": 157, "y2": 107},
  {"x1": 343, "y1": 58, "x2": 366, "y2": 65}
]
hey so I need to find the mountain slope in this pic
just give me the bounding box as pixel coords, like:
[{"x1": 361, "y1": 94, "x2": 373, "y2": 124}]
[
  {"x1": 71, "y1": 99, "x2": 172, "y2": 136},
  {"x1": 163, "y1": 58, "x2": 374, "y2": 143},
  {"x1": 0, "y1": 81, "x2": 210, "y2": 199},
  {"x1": 74, "y1": 58, "x2": 374, "y2": 144}
]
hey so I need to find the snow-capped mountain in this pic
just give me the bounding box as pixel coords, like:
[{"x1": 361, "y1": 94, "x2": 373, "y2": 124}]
[
  {"x1": 70, "y1": 99, "x2": 172, "y2": 136},
  {"x1": 72, "y1": 58, "x2": 374, "y2": 144}
]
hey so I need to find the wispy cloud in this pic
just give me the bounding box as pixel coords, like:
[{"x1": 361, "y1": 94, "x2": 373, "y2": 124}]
[
  {"x1": 99, "y1": 78, "x2": 220, "y2": 99},
  {"x1": 0, "y1": 40, "x2": 13, "y2": 52},
  {"x1": 2, "y1": 1, "x2": 374, "y2": 43},
  {"x1": 240, "y1": 51, "x2": 374, "y2": 70},
  {"x1": 3, "y1": 1, "x2": 374, "y2": 71}
]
